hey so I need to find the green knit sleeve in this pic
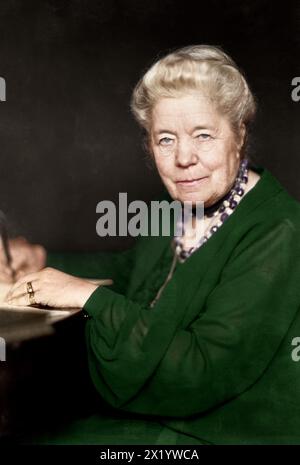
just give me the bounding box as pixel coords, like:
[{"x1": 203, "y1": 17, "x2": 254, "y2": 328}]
[{"x1": 83, "y1": 219, "x2": 300, "y2": 418}]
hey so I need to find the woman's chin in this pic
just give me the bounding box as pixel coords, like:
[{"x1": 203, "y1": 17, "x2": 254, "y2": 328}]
[
  {"x1": 173, "y1": 182, "x2": 211, "y2": 203},
  {"x1": 176, "y1": 192, "x2": 207, "y2": 205},
  {"x1": 166, "y1": 185, "x2": 209, "y2": 205}
]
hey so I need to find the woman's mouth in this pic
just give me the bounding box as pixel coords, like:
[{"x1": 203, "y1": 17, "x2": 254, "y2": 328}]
[{"x1": 176, "y1": 176, "x2": 209, "y2": 187}]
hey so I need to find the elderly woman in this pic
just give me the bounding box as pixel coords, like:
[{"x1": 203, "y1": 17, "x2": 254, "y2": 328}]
[{"x1": 2, "y1": 45, "x2": 300, "y2": 445}]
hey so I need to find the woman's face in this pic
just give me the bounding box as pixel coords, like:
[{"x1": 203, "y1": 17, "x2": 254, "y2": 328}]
[{"x1": 150, "y1": 92, "x2": 244, "y2": 206}]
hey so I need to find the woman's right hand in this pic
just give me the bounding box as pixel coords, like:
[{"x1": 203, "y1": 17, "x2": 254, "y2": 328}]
[{"x1": 0, "y1": 236, "x2": 47, "y2": 283}]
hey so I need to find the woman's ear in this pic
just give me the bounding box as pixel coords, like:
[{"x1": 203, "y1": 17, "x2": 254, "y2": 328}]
[{"x1": 237, "y1": 124, "x2": 246, "y2": 150}]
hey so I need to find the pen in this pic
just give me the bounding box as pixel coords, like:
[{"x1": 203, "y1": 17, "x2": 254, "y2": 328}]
[{"x1": 0, "y1": 211, "x2": 16, "y2": 281}]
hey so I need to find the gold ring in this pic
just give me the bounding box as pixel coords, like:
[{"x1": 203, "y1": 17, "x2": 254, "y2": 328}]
[
  {"x1": 28, "y1": 292, "x2": 36, "y2": 306},
  {"x1": 26, "y1": 281, "x2": 36, "y2": 306},
  {"x1": 26, "y1": 281, "x2": 34, "y2": 295}
]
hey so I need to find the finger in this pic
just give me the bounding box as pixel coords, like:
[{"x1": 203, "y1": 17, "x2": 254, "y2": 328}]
[
  {"x1": 5, "y1": 283, "x2": 39, "y2": 305},
  {"x1": 12, "y1": 236, "x2": 28, "y2": 245},
  {"x1": 6, "y1": 285, "x2": 41, "y2": 307},
  {"x1": 11, "y1": 263, "x2": 32, "y2": 279},
  {"x1": 0, "y1": 255, "x2": 13, "y2": 268},
  {"x1": 0, "y1": 270, "x2": 15, "y2": 283},
  {"x1": 14, "y1": 269, "x2": 27, "y2": 280},
  {"x1": 0, "y1": 251, "x2": 25, "y2": 276},
  {"x1": 6, "y1": 277, "x2": 39, "y2": 301},
  {"x1": 7, "y1": 271, "x2": 41, "y2": 294},
  {"x1": 6, "y1": 292, "x2": 33, "y2": 307},
  {"x1": 6, "y1": 281, "x2": 35, "y2": 300},
  {"x1": 9, "y1": 250, "x2": 27, "y2": 269},
  {"x1": 5, "y1": 282, "x2": 29, "y2": 301},
  {"x1": 0, "y1": 264, "x2": 12, "y2": 275},
  {"x1": 0, "y1": 237, "x2": 27, "y2": 255}
]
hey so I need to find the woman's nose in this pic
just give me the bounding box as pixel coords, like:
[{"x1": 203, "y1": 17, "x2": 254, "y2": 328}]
[{"x1": 175, "y1": 140, "x2": 199, "y2": 167}]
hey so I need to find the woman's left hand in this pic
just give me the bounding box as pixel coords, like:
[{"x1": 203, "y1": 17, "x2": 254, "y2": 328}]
[{"x1": 5, "y1": 267, "x2": 98, "y2": 309}]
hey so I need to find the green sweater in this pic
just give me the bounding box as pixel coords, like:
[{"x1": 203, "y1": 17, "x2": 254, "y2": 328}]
[{"x1": 47, "y1": 166, "x2": 300, "y2": 445}]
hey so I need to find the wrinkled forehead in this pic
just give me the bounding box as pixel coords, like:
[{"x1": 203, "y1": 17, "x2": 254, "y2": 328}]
[{"x1": 150, "y1": 93, "x2": 224, "y2": 134}]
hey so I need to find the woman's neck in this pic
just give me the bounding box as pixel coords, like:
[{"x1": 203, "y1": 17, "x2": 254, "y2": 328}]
[{"x1": 243, "y1": 168, "x2": 261, "y2": 195}]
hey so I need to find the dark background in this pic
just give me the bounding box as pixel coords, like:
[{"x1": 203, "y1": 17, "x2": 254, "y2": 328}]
[{"x1": 0, "y1": 0, "x2": 299, "y2": 252}]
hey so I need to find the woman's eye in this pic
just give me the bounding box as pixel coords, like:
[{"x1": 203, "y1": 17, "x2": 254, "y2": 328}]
[
  {"x1": 197, "y1": 133, "x2": 211, "y2": 140},
  {"x1": 159, "y1": 137, "x2": 174, "y2": 146}
]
